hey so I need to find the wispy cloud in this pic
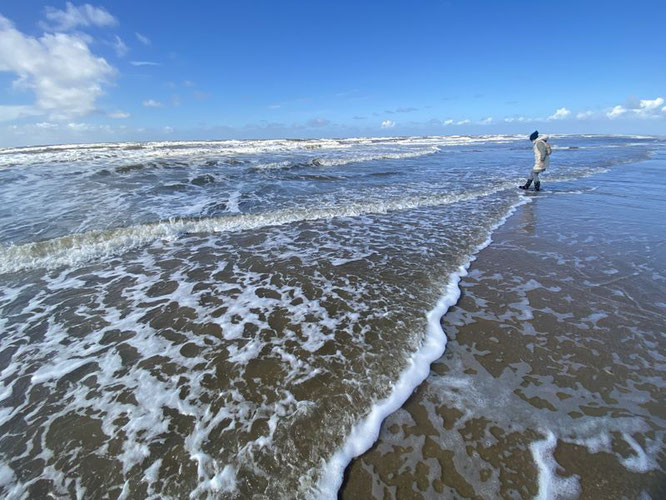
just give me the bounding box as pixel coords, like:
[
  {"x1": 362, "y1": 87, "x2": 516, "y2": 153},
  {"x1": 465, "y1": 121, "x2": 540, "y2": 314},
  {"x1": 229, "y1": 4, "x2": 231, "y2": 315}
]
[
  {"x1": 3, "y1": 121, "x2": 120, "y2": 141},
  {"x1": 384, "y1": 107, "x2": 418, "y2": 115},
  {"x1": 35, "y1": 121, "x2": 58, "y2": 129},
  {"x1": 67, "y1": 122, "x2": 93, "y2": 131},
  {"x1": 504, "y1": 116, "x2": 531, "y2": 123},
  {"x1": 42, "y1": 2, "x2": 117, "y2": 31},
  {"x1": 480, "y1": 117, "x2": 493, "y2": 124},
  {"x1": 336, "y1": 89, "x2": 360, "y2": 98},
  {"x1": 381, "y1": 120, "x2": 395, "y2": 129},
  {"x1": 112, "y1": 35, "x2": 128, "y2": 57},
  {"x1": 456, "y1": 119, "x2": 471, "y2": 125},
  {"x1": 307, "y1": 117, "x2": 330, "y2": 127},
  {"x1": 135, "y1": 32, "x2": 150, "y2": 45},
  {"x1": 108, "y1": 111, "x2": 130, "y2": 119},
  {"x1": 130, "y1": 61, "x2": 160, "y2": 66},
  {"x1": 0, "y1": 105, "x2": 42, "y2": 122},
  {"x1": 443, "y1": 119, "x2": 454, "y2": 125},
  {"x1": 576, "y1": 111, "x2": 594, "y2": 120},
  {"x1": 192, "y1": 90, "x2": 210, "y2": 101},
  {"x1": 143, "y1": 99, "x2": 163, "y2": 108}
]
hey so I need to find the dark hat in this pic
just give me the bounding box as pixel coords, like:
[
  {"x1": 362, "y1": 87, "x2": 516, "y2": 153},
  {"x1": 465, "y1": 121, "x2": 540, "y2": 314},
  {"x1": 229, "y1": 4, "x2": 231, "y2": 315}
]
[{"x1": 529, "y1": 130, "x2": 539, "y2": 141}]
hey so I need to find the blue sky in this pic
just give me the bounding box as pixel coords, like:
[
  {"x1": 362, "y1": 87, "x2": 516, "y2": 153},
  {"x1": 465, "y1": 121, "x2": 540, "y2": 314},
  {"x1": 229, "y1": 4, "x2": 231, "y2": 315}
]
[{"x1": 1, "y1": 0, "x2": 665, "y2": 146}]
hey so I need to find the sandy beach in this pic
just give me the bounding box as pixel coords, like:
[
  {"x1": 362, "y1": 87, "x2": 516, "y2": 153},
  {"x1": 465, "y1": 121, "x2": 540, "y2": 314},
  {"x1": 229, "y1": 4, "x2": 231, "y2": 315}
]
[
  {"x1": 1, "y1": 1, "x2": 665, "y2": 497},
  {"x1": 0, "y1": 136, "x2": 663, "y2": 497},
  {"x1": 341, "y1": 154, "x2": 666, "y2": 498}
]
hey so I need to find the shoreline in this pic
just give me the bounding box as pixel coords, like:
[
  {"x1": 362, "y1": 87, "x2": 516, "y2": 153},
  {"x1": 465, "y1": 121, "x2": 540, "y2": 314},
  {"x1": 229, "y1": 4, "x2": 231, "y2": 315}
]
[
  {"x1": 339, "y1": 157, "x2": 666, "y2": 498},
  {"x1": 1, "y1": 137, "x2": 663, "y2": 498},
  {"x1": 316, "y1": 196, "x2": 531, "y2": 497}
]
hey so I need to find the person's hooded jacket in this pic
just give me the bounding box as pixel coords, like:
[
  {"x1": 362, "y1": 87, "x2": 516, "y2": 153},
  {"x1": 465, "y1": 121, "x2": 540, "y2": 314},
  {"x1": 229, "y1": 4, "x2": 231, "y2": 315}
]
[{"x1": 533, "y1": 136, "x2": 551, "y2": 172}]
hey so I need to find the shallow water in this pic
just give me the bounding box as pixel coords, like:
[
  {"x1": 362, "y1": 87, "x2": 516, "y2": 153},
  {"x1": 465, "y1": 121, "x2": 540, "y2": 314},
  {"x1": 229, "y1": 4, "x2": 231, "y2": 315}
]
[
  {"x1": 0, "y1": 135, "x2": 662, "y2": 498},
  {"x1": 342, "y1": 149, "x2": 666, "y2": 499}
]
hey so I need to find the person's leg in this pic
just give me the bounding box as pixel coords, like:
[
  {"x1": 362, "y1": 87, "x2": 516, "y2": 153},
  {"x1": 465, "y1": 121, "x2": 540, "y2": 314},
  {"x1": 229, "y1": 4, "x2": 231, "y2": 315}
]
[
  {"x1": 519, "y1": 171, "x2": 534, "y2": 190},
  {"x1": 534, "y1": 171, "x2": 541, "y2": 191}
]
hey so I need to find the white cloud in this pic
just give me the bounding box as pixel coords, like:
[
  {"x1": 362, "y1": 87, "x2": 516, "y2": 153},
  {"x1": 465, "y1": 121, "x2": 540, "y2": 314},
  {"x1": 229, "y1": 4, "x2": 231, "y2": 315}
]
[
  {"x1": 639, "y1": 97, "x2": 664, "y2": 111},
  {"x1": 112, "y1": 35, "x2": 127, "y2": 57},
  {"x1": 143, "y1": 99, "x2": 163, "y2": 107},
  {"x1": 549, "y1": 107, "x2": 571, "y2": 120},
  {"x1": 67, "y1": 122, "x2": 91, "y2": 131},
  {"x1": 43, "y1": 2, "x2": 117, "y2": 32},
  {"x1": 381, "y1": 120, "x2": 395, "y2": 129},
  {"x1": 130, "y1": 60, "x2": 159, "y2": 66},
  {"x1": 456, "y1": 119, "x2": 470, "y2": 125},
  {"x1": 163, "y1": 126, "x2": 174, "y2": 133},
  {"x1": 480, "y1": 117, "x2": 493, "y2": 124},
  {"x1": 607, "y1": 97, "x2": 665, "y2": 119},
  {"x1": 108, "y1": 110, "x2": 130, "y2": 118},
  {"x1": 606, "y1": 105, "x2": 627, "y2": 119},
  {"x1": 2, "y1": 121, "x2": 124, "y2": 145},
  {"x1": 135, "y1": 32, "x2": 150, "y2": 45},
  {"x1": 443, "y1": 119, "x2": 454, "y2": 125},
  {"x1": 505, "y1": 115, "x2": 541, "y2": 123},
  {"x1": 0, "y1": 15, "x2": 115, "y2": 120},
  {"x1": 183, "y1": 80, "x2": 196, "y2": 88},
  {"x1": 0, "y1": 105, "x2": 42, "y2": 122},
  {"x1": 576, "y1": 111, "x2": 594, "y2": 120},
  {"x1": 36, "y1": 121, "x2": 58, "y2": 129}
]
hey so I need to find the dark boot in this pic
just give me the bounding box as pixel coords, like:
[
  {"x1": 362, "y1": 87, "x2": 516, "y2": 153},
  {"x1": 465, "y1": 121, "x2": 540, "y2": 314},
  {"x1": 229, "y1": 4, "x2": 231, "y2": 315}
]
[
  {"x1": 534, "y1": 181, "x2": 541, "y2": 191},
  {"x1": 519, "y1": 179, "x2": 532, "y2": 190}
]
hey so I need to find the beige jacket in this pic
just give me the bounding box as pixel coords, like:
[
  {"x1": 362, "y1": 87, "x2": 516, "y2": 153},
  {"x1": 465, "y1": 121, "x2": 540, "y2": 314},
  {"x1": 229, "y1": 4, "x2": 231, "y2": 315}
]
[{"x1": 533, "y1": 136, "x2": 551, "y2": 172}]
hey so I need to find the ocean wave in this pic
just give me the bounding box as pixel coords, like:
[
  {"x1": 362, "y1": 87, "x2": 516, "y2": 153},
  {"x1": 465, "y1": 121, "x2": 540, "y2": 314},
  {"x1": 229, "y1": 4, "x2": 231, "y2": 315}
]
[
  {"x1": 0, "y1": 182, "x2": 515, "y2": 274},
  {"x1": 251, "y1": 147, "x2": 440, "y2": 171}
]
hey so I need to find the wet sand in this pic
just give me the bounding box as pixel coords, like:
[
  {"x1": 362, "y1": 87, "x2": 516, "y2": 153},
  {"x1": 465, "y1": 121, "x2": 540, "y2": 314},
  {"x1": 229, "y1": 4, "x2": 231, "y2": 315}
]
[
  {"x1": 341, "y1": 159, "x2": 666, "y2": 498},
  {"x1": 1, "y1": 138, "x2": 663, "y2": 497}
]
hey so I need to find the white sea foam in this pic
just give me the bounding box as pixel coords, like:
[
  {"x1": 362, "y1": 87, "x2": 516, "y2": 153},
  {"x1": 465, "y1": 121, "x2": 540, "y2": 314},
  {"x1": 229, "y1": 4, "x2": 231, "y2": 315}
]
[
  {"x1": 527, "y1": 421, "x2": 661, "y2": 500},
  {"x1": 0, "y1": 231, "x2": 380, "y2": 497},
  {"x1": 0, "y1": 465, "x2": 14, "y2": 487},
  {"x1": 530, "y1": 431, "x2": 581, "y2": 500},
  {"x1": 251, "y1": 147, "x2": 440, "y2": 171},
  {"x1": 315, "y1": 197, "x2": 530, "y2": 498},
  {"x1": 619, "y1": 433, "x2": 658, "y2": 472},
  {"x1": 0, "y1": 134, "x2": 527, "y2": 170},
  {"x1": 0, "y1": 181, "x2": 520, "y2": 274}
]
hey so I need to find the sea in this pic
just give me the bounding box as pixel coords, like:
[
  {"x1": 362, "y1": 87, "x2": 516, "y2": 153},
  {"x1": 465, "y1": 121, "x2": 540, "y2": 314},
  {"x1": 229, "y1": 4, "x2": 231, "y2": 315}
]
[{"x1": 0, "y1": 134, "x2": 663, "y2": 498}]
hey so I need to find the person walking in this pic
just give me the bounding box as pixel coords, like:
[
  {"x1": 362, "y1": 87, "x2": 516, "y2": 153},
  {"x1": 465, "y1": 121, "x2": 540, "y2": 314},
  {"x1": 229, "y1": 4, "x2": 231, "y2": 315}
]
[{"x1": 519, "y1": 131, "x2": 551, "y2": 191}]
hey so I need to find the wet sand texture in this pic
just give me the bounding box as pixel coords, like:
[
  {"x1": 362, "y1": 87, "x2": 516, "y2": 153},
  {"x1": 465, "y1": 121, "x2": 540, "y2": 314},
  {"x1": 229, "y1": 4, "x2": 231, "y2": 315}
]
[{"x1": 342, "y1": 158, "x2": 666, "y2": 499}]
